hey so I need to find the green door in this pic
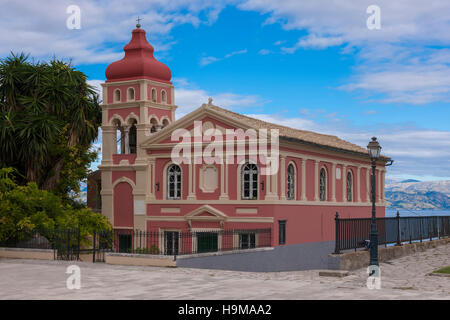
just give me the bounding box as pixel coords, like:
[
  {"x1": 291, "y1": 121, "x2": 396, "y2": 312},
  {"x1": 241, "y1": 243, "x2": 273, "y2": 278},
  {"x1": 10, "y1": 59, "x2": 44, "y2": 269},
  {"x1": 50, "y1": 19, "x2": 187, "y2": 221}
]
[
  {"x1": 118, "y1": 234, "x2": 132, "y2": 253},
  {"x1": 197, "y1": 232, "x2": 218, "y2": 253}
]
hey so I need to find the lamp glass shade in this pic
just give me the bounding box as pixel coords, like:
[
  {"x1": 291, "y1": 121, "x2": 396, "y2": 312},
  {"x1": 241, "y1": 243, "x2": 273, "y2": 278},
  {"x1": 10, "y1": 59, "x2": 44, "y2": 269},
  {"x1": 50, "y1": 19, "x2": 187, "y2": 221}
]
[{"x1": 367, "y1": 137, "x2": 381, "y2": 160}]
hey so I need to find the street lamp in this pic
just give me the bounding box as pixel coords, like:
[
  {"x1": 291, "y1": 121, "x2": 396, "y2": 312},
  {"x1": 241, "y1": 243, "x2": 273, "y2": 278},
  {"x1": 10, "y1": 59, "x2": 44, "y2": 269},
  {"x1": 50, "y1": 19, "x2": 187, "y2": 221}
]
[{"x1": 367, "y1": 137, "x2": 381, "y2": 267}]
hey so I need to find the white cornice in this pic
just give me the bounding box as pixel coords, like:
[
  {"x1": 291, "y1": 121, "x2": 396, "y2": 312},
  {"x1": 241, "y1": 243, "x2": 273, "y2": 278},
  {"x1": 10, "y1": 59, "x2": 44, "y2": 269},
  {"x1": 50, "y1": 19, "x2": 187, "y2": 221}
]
[{"x1": 102, "y1": 79, "x2": 174, "y2": 89}]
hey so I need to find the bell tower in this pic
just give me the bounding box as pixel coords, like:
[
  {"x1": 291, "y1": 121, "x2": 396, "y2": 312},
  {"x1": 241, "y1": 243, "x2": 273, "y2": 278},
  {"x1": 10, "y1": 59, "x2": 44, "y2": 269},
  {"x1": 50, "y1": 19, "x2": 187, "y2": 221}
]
[{"x1": 99, "y1": 23, "x2": 177, "y2": 229}]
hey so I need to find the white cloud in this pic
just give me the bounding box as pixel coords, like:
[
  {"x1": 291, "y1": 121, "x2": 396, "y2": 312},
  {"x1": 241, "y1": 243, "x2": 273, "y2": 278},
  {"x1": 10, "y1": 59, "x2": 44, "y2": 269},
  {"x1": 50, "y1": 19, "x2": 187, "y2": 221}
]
[
  {"x1": 282, "y1": 34, "x2": 343, "y2": 53},
  {"x1": 238, "y1": 0, "x2": 450, "y2": 104},
  {"x1": 258, "y1": 49, "x2": 271, "y2": 55},
  {"x1": 247, "y1": 113, "x2": 319, "y2": 132},
  {"x1": 341, "y1": 63, "x2": 450, "y2": 104},
  {"x1": 7, "y1": 1, "x2": 450, "y2": 104},
  {"x1": 199, "y1": 56, "x2": 221, "y2": 66},
  {"x1": 175, "y1": 87, "x2": 266, "y2": 117},
  {"x1": 239, "y1": 0, "x2": 450, "y2": 44},
  {"x1": 0, "y1": 0, "x2": 227, "y2": 64},
  {"x1": 87, "y1": 80, "x2": 103, "y2": 94},
  {"x1": 244, "y1": 112, "x2": 450, "y2": 180},
  {"x1": 224, "y1": 49, "x2": 247, "y2": 58},
  {"x1": 199, "y1": 48, "x2": 248, "y2": 66}
]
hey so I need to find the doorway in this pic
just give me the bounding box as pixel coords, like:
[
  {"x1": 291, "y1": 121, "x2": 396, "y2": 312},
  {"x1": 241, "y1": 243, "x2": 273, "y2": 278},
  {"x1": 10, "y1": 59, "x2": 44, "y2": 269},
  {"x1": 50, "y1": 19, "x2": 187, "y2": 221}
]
[
  {"x1": 164, "y1": 231, "x2": 179, "y2": 255},
  {"x1": 196, "y1": 232, "x2": 218, "y2": 253}
]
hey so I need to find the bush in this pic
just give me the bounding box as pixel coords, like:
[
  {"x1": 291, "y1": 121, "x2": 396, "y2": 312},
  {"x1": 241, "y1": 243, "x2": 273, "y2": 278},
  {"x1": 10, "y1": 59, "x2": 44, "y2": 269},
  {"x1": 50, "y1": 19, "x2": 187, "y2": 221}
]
[{"x1": 0, "y1": 167, "x2": 111, "y2": 245}]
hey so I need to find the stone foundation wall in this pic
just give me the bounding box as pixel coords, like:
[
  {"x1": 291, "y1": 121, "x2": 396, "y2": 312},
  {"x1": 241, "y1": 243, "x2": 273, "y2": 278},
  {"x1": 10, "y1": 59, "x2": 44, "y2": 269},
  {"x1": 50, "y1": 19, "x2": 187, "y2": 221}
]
[
  {"x1": 105, "y1": 253, "x2": 176, "y2": 267},
  {"x1": 330, "y1": 238, "x2": 450, "y2": 271},
  {"x1": 0, "y1": 248, "x2": 54, "y2": 260}
]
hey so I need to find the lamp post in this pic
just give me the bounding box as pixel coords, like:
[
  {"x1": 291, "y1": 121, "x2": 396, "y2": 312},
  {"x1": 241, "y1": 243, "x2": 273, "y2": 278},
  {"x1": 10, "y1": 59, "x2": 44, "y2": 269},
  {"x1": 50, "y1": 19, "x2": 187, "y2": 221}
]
[{"x1": 367, "y1": 137, "x2": 382, "y2": 267}]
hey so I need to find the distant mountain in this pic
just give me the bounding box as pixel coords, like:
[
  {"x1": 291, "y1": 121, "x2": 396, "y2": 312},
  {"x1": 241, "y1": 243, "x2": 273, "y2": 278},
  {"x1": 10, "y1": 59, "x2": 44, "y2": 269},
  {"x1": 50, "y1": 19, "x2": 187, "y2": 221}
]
[
  {"x1": 386, "y1": 180, "x2": 450, "y2": 196},
  {"x1": 386, "y1": 191, "x2": 450, "y2": 210},
  {"x1": 385, "y1": 180, "x2": 450, "y2": 210}
]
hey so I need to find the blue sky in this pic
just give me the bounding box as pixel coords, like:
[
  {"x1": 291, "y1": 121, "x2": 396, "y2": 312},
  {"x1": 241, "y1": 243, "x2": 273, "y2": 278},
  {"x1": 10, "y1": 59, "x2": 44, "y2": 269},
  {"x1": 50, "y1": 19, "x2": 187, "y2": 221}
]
[{"x1": 2, "y1": 0, "x2": 450, "y2": 181}]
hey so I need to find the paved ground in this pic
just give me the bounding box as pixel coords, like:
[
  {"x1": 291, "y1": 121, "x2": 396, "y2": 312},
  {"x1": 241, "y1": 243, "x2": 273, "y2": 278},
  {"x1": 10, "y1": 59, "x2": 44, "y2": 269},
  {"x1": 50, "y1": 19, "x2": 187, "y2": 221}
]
[{"x1": 0, "y1": 244, "x2": 449, "y2": 299}]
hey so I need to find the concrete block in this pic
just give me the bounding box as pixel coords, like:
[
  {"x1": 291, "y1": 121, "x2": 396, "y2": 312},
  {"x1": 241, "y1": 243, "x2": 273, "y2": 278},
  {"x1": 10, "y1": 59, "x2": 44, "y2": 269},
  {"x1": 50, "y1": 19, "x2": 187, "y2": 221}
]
[
  {"x1": 330, "y1": 238, "x2": 450, "y2": 271},
  {"x1": 105, "y1": 253, "x2": 176, "y2": 267},
  {"x1": 319, "y1": 270, "x2": 350, "y2": 277},
  {"x1": 0, "y1": 247, "x2": 54, "y2": 260}
]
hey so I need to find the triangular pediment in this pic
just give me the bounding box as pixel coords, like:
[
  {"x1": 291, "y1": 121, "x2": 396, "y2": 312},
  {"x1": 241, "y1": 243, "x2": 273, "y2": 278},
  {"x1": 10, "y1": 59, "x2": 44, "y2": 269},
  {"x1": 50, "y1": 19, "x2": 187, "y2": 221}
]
[
  {"x1": 140, "y1": 104, "x2": 254, "y2": 148},
  {"x1": 184, "y1": 205, "x2": 228, "y2": 221}
]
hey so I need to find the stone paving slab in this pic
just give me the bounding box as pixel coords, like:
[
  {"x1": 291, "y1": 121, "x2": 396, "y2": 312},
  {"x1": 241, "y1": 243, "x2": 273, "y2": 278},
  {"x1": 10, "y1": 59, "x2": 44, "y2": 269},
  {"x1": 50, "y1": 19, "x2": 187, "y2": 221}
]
[{"x1": 0, "y1": 244, "x2": 449, "y2": 300}]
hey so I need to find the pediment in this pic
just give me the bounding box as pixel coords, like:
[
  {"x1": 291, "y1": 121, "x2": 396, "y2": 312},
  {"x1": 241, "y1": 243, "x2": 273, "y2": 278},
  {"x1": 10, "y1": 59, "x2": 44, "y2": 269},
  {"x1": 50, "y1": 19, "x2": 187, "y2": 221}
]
[
  {"x1": 184, "y1": 205, "x2": 228, "y2": 221},
  {"x1": 140, "y1": 104, "x2": 253, "y2": 148}
]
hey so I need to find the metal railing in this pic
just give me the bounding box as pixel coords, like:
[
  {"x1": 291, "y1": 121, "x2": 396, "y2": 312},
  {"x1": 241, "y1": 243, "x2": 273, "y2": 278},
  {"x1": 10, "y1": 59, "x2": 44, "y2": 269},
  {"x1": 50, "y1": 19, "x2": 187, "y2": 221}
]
[
  {"x1": 1, "y1": 228, "x2": 272, "y2": 260},
  {"x1": 0, "y1": 229, "x2": 82, "y2": 260},
  {"x1": 0, "y1": 229, "x2": 56, "y2": 250},
  {"x1": 334, "y1": 212, "x2": 450, "y2": 254},
  {"x1": 111, "y1": 228, "x2": 272, "y2": 256}
]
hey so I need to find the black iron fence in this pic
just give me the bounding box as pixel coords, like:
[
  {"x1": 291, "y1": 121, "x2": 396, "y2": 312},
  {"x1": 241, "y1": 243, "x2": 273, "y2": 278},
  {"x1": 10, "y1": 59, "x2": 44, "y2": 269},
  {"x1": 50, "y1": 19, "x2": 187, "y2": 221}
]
[
  {"x1": 0, "y1": 229, "x2": 55, "y2": 250},
  {"x1": 0, "y1": 228, "x2": 272, "y2": 260},
  {"x1": 0, "y1": 228, "x2": 111, "y2": 262},
  {"x1": 112, "y1": 228, "x2": 272, "y2": 256},
  {"x1": 334, "y1": 212, "x2": 450, "y2": 254}
]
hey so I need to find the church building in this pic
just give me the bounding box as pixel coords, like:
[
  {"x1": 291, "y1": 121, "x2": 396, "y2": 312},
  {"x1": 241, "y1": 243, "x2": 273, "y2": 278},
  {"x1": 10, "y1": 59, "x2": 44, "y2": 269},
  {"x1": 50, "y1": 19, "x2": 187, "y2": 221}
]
[{"x1": 97, "y1": 25, "x2": 390, "y2": 259}]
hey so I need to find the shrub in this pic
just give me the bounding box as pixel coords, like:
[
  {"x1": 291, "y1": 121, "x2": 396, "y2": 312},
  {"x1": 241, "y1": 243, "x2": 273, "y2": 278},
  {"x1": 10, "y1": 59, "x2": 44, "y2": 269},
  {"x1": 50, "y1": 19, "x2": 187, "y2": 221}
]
[{"x1": 0, "y1": 167, "x2": 111, "y2": 245}]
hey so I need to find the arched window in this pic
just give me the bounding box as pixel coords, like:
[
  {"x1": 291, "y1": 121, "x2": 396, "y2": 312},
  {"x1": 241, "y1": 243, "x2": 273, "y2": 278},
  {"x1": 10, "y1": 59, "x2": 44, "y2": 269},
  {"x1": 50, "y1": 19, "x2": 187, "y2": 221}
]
[
  {"x1": 128, "y1": 119, "x2": 137, "y2": 154},
  {"x1": 287, "y1": 163, "x2": 295, "y2": 200},
  {"x1": 150, "y1": 118, "x2": 158, "y2": 133},
  {"x1": 162, "y1": 118, "x2": 170, "y2": 128},
  {"x1": 167, "y1": 164, "x2": 181, "y2": 200},
  {"x1": 347, "y1": 171, "x2": 353, "y2": 202},
  {"x1": 161, "y1": 90, "x2": 167, "y2": 104},
  {"x1": 112, "y1": 119, "x2": 124, "y2": 154},
  {"x1": 151, "y1": 88, "x2": 157, "y2": 103},
  {"x1": 114, "y1": 89, "x2": 121, "y2": 103},
  {"x1": 127, "y1": 88, "x2": 135, "y2": 101},
  {"x1": 241, "y1": 163, "x2": 258, "y2": 200},
  {"x1": 319, "y1": 168, "x2": 327, "y2": 201}
]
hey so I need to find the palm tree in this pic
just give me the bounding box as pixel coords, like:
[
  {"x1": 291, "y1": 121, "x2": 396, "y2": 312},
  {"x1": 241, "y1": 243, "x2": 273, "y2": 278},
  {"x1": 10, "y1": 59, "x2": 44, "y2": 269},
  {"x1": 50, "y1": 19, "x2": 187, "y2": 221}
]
[{"x1": 0, "y1": 53, "x2": 101, "y2": 192}]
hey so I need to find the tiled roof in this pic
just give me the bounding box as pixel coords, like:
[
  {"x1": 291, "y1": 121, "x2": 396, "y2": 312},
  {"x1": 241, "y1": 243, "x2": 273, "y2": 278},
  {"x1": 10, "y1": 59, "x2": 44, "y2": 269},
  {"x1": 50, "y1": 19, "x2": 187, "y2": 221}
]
[{"x1": 209, "y1": 105, "x2": 388, "y2": 159}]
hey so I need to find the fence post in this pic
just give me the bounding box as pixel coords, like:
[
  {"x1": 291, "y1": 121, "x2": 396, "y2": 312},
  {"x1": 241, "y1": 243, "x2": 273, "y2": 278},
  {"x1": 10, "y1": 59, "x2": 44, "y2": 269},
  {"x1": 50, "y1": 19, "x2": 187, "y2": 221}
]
[
  {"x1": 396, "y1": 211, "x2": 401, "y2": 246},
  {"x1": 93, "y1": 229, "x2": 96, "y2": 263},
  {"x1": 419, "y1": 218, "x2": 423, "y2": 242},
  {"x1": 66, "y1": 229, "x2": 70, "y2": 260},
  {"x1": 334, "y1": 212, "x2": 340, "y2": 254},
  {"x1": 53, "y1": 229, "x2": 56, "y2": 260},
  {"x1": 429, "y1": 219, "x2": 432, "y2": 241},
  {"x1": 438, "y1": 217, "x2": 441, "y2": 240},
  {"x1": 77, "y1": 224, "x2": 81, "y2": 261}
]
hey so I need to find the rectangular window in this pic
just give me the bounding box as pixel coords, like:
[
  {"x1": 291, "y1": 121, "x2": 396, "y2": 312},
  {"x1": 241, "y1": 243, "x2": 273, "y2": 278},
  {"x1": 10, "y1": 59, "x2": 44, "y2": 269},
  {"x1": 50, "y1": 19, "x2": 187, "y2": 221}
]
[{"x1": 279, "y1": 220, "x2": 286, "y2": 245}]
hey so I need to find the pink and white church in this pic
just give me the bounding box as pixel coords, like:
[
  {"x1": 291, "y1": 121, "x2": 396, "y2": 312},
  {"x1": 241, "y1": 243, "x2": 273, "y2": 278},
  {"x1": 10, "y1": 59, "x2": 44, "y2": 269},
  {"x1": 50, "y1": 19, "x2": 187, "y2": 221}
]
[{"x1": 97, "y1": 25, "x2": 390, "y2": 268}]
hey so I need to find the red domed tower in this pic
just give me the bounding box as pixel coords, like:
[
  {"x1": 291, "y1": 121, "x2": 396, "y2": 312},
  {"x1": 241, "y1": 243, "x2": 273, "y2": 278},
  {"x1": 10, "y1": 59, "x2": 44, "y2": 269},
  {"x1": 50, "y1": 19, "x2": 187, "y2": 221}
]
[
  {"x1": 99, "y1": 24, "x2": 177, "y2": 228},
  {"x1": 105, "y1": 28, "x2": 172, "y2": 83},
  {"x1": 101, "y1": 24, "x2": 177, "y2": 160}
]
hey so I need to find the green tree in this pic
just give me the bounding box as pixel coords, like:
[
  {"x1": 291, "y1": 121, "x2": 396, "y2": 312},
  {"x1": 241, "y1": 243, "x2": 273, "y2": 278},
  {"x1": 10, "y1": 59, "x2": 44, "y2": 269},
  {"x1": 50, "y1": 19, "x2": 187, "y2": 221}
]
[
  {"x1": 0, "y1": 53, "x2": 101, "y2": 199},
  {"x1": 0, "y1": 168, "x2": 110, "y2": 244}
]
